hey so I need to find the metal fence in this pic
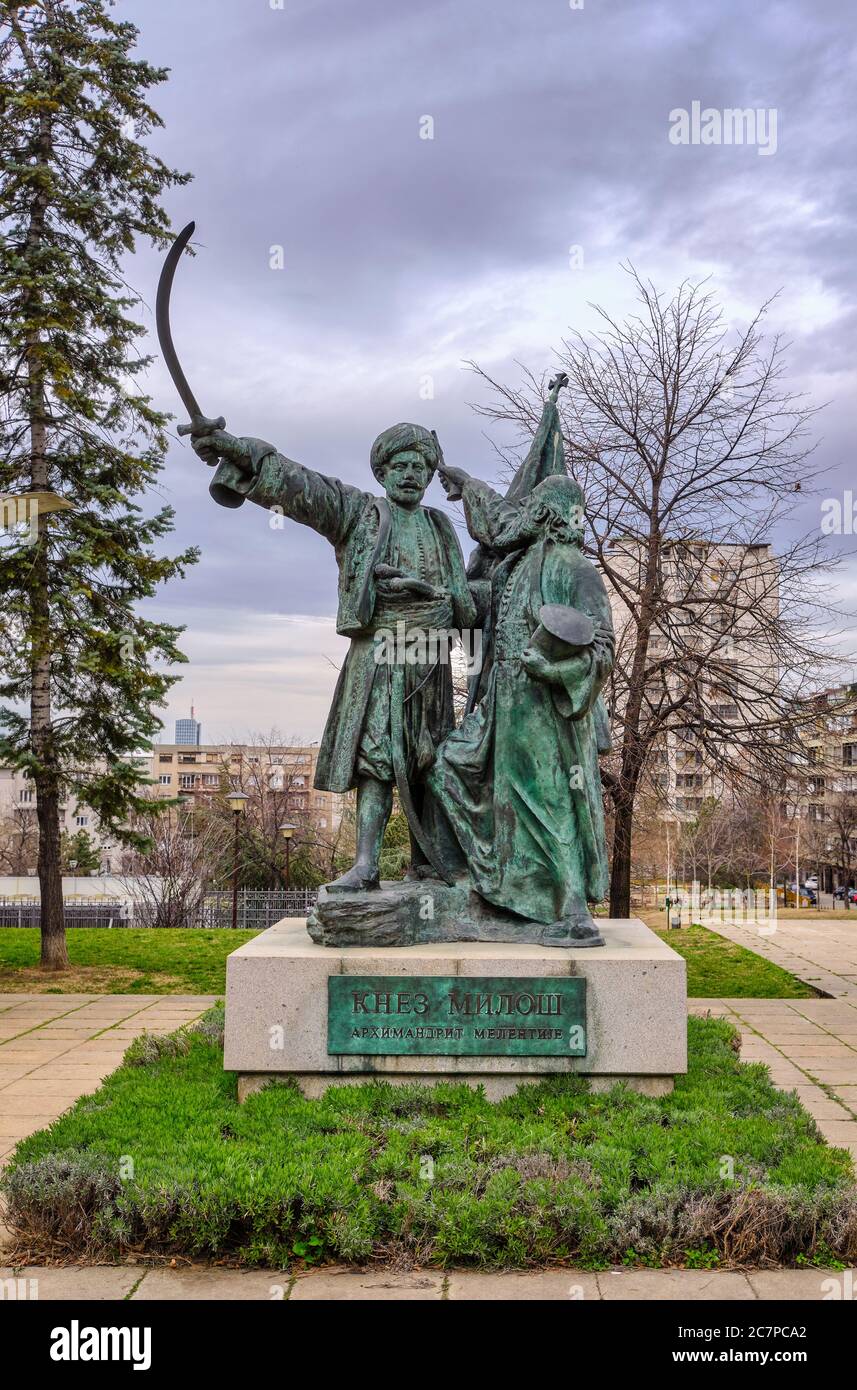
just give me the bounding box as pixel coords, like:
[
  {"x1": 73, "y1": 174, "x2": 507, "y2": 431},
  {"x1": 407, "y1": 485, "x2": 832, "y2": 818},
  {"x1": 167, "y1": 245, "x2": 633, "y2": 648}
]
[
  {"x1": 193, "y1": 889, "x2": 317, "y2": 930},
  {"x1": 0, "y1": 899, "x2": 131, "y2": 928},
  {"x1": 0, "y1": 888, "x2": 317, "y2": 930}
]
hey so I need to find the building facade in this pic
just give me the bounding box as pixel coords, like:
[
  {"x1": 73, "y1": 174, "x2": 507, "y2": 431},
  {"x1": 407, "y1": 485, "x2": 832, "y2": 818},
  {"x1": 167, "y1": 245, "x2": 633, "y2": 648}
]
[
  {"x1": 794, "y1": 682, "x2": 857, "y2": 892},
  {"x1": 604, "y1": 536, "x2": 780, "y2": 822},
  {"x1": 174, "y1": 707, "x2": 202, "y2": 746},
  {"x1": 143, "y1": 742, "x2": 344, "y2": 833},
  {"x1": 0, "y1": 762, "x2": 126, "y2": 873}
]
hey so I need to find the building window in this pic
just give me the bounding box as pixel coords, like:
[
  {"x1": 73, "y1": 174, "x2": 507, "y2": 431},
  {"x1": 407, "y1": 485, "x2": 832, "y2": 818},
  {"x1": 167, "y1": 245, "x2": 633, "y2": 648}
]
[
  {"x1": 179, "y1": 774, "x2": 195, "y2": 790},
  {"x1": 843, "y1": 744, "x2": 857, "y2": 767},
  {"x1": 19, "y1": 789, "x2": 35, "y2": 803},
  {"x1": 159, "y1": 774, "x2": 172, "y2": 785},
  {"x1": 75, "y1": 815, "x2": 88, "y2": 827}
]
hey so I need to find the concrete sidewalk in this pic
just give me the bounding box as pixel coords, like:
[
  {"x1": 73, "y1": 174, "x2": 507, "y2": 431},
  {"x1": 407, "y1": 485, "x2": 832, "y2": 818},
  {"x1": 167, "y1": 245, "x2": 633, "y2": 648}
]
[
  {"x1": 0, "y1": 1264, "x2": 852, "y2": 1300},
  {"x1": 690, "y1": 996, "x2": 857, "y2": 1163},
  {"x1": 0, "y1": 993, "x2": 216, "y2": 1164},
  {"x1": 701, "y1": 915, "x2": 857, "y2": 999}
]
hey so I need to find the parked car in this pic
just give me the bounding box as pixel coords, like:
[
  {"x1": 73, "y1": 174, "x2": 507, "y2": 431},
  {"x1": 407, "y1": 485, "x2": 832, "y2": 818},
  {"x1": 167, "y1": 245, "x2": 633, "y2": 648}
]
[
  {"x1": 833, "y1": 885, "x2": 857, "y2": 902},
  {"x1": 785, "y1": 881, "x2": 817, "y2": 906},
  {"x1": 804, "y1": 874, "x2": 818, "y2": 890}
]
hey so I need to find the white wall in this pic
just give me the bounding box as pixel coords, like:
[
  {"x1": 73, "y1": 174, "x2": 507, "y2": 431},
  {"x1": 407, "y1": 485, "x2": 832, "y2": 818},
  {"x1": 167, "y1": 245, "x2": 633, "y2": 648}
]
[{"x1": 0, "y1": 875, "x2": 162, "y2": 901}]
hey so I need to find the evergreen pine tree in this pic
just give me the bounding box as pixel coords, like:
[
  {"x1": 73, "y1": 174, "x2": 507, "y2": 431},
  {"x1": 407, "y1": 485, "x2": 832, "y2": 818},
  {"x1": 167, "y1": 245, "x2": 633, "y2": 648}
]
[{"x1": 0, "y1": 1, "x2": 198, "y2": 967}]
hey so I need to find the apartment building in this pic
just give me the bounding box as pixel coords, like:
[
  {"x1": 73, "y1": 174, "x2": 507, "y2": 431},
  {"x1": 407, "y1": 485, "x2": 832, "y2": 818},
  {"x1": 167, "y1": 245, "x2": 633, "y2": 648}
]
[
  {"x1": 0, "y1": 739, "x2": 344, "y2": 876},
  {"x1": 0, "y1": 761, "x2": 129, "y2": 872},
  {"x1": 144, "y1": 742, "x2": 343, "y2": 833},
  {"x1": 793, "y1": 683, "x2": 857, "y2": 890},
  {"x1": 604, "y1": 536, "x2": 780, "y2": 822}
]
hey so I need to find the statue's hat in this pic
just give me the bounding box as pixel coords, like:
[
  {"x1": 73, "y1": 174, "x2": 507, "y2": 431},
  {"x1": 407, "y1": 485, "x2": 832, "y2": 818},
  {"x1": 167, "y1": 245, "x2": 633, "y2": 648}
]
[
  {"x1": 370, "y1": 423, "x2": 439, "y2": 483},
  {"x1": 537, "y1": 603, "x2": 595, "y2": 648}
]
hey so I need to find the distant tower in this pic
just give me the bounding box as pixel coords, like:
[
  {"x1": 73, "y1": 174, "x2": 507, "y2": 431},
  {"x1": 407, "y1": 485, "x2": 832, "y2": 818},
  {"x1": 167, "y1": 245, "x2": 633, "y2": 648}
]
[{"x1": 175, "y1": 704, "x2": 201, "y2": 746}]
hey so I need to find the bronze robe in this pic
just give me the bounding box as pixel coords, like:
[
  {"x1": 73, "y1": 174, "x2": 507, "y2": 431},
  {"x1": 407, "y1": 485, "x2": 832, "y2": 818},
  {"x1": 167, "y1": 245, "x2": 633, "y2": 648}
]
[{"x1": 428, "y1": 481, "x2": 614, "y2": 923}]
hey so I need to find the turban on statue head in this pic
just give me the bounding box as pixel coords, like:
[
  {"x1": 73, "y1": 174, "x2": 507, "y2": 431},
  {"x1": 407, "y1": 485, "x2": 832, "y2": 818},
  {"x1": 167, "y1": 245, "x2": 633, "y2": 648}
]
[{"x1": 370, "y1": 422, "x2": 439, "y2": 483}]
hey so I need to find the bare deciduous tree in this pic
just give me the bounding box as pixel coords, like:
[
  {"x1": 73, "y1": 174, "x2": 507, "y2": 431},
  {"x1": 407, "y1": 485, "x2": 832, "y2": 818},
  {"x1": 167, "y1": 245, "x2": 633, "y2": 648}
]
[
  {"x1": 472, "y1": 268, "x2": 835, "y2": 915},
  {"x1": 210, "y1": 731, "x2": 347, "y2": 888},
  {"x1": 0, "y1": 808, "x2": 39, "y2": 875},
  {"x1": 118, "y1": 797, "x2": 222, "y2": 929}
]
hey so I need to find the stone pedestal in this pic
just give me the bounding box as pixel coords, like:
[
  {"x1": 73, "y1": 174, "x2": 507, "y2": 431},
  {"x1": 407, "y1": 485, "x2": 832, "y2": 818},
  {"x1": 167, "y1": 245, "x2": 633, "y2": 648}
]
[{"x1": 224, "y1": 917, "x2": 687, "y2": 1099}]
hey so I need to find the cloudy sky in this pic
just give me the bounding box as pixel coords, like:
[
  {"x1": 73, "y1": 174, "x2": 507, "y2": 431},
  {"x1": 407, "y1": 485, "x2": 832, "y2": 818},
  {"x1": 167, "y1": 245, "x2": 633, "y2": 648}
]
[{"x1": 123, "y1": 0, "x2": 857, "y2": 743}]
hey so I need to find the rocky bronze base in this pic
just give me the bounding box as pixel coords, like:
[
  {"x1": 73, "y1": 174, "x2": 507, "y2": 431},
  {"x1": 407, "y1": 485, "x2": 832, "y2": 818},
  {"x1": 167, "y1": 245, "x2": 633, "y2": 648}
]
[{"x1": 306, "y1": 876, "x2": 605, "y2": 949}]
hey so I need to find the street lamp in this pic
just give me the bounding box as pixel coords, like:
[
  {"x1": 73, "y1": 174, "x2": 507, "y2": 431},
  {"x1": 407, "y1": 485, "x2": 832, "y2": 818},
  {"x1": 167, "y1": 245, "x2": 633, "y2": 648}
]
[
  {"x1": 279, "y1": 823, "x2": 297, "y2": 891},
  {"x1": 177, "y1": 794, "x2": 195, "y2": 854},
  {"x1": 228, "y1": 793, "x2": 248, "y2": 929}
]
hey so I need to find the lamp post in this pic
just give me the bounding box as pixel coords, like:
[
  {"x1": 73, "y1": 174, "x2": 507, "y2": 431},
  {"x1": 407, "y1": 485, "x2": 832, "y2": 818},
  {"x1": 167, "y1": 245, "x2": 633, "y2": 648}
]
[
  {"x1": 228, "y1": 793, "x2": 248, "y2": 929},
  {"x1": 279, "y1": 823, "x2": 296, "y2": 892},
  {"x1": 177, "y1": 794, "x2": 195, "y2": 856}
]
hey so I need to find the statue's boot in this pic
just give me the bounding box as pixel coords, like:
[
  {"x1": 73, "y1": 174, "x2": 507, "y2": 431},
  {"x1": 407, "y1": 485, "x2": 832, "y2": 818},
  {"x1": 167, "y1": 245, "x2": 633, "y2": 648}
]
[
  {"x1": 326, "y1": 776, "x2": 390, "y2": 893},
  {"x1": 404, "y1": 862, "x2": 437, "y2": 881},
  {"x1": 541, "y1": 910, "x2": 605, "y2": 949},
  {"x1": 326, "y1": 862, "x2": 380, "y2": 893}
]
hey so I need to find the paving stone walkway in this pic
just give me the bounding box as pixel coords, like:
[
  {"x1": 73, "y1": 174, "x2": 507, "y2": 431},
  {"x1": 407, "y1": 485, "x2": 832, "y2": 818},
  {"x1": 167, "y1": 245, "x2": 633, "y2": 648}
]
[
  {"x1": 690, "y1": 995, "x2": 857, "y2": 1164},
  {"x1": 701, "y1": 915, "x2": 857, "y2": 998},
  {"x1": 0, "y1": 993, "x2": 217, "y2": 1165},
  {"x1": 0, "y1": 1264, "x2": 852, "y2": 1300}
]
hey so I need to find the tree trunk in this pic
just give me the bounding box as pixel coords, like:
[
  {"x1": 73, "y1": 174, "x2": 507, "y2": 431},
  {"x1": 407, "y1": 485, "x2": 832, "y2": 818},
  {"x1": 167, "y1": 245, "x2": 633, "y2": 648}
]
[
  {"x1": 26, "y1": 101, "x2": 67, "y2": 970},
  {"x1": 609, "y1": 793, "x2": 634, "y2": 918},
  {"x1": 30, "y1": 402, "x2": 67, "y2": 969},
  {"x1": 608, "y1": 528, "x2": 660, "y2": 919},
  {"x1": 35, "y1": 776, "x2": 66, "y2": 968}
]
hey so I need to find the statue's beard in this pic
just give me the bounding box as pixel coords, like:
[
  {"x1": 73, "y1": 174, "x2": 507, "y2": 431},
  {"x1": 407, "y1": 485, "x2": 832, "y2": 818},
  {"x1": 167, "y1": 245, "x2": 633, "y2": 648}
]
[{"x1": 494, "y1": 503, "x2": 582, "y2": 549}]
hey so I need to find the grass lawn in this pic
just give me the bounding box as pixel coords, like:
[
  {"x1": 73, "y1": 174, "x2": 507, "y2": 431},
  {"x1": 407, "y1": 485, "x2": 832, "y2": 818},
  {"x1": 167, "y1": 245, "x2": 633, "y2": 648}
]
[
  {"x1": 0, "y1": 928, "x2": 258, "y2": 995},
  {"x1": 4, "y1": 1008, "x2": 855, "y2": 1270},
  {"x1": 644, "y1": 921, "x2": 817, "y2": 998}
]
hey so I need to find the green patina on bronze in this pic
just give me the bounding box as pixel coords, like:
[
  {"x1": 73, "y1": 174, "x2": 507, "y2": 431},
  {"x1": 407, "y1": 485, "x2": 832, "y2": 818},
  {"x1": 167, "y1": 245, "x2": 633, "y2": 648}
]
[
  {"x1": 173, "y1": 227, "x2": 616, "y2": 953},
  {"x1": 327, "y1": 975, "x2": 586, "y2": 1056}
]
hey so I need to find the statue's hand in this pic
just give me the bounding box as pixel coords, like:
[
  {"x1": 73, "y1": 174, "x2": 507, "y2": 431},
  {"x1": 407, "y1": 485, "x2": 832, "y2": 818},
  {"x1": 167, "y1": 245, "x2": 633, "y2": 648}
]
[
  {"x1": 186, "y1": 416, "x2": 251, "y2": 471},
  {"x1": 520, "y1": 648, "x2": 554, "y2": 682},
  {"x1": 438, "y1": 464, "x2": 470, "y2": 498},
  {"x1": 378, "y1": 575, "x2": 440, "y2": 599}
]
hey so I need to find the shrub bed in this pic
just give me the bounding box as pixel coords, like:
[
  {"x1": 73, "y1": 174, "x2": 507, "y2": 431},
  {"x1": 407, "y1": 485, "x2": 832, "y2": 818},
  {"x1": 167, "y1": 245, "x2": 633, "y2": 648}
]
[{"x1": 3, "y1": 1010, "x2": 855, "y2": 1269}]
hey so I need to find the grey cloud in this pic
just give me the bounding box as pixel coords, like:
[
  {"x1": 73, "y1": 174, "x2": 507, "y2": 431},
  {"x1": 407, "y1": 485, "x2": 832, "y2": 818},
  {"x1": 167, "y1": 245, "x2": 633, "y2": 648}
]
[{"x1": 112, "y1": 0, "x2": 856, "y2": 736}]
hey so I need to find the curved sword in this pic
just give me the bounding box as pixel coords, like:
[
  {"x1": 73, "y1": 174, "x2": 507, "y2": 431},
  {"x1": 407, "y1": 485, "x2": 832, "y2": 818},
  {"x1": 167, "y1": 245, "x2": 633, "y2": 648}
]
[{"x1": 156, "y1": 221, "x2": 223, "y2": 439}]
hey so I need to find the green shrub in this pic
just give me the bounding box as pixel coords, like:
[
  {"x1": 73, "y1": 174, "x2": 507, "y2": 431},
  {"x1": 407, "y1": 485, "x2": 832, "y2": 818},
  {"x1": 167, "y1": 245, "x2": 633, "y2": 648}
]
[{"x1": 2, "y1": 1014, "x2": 854, "y2": 1269}]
